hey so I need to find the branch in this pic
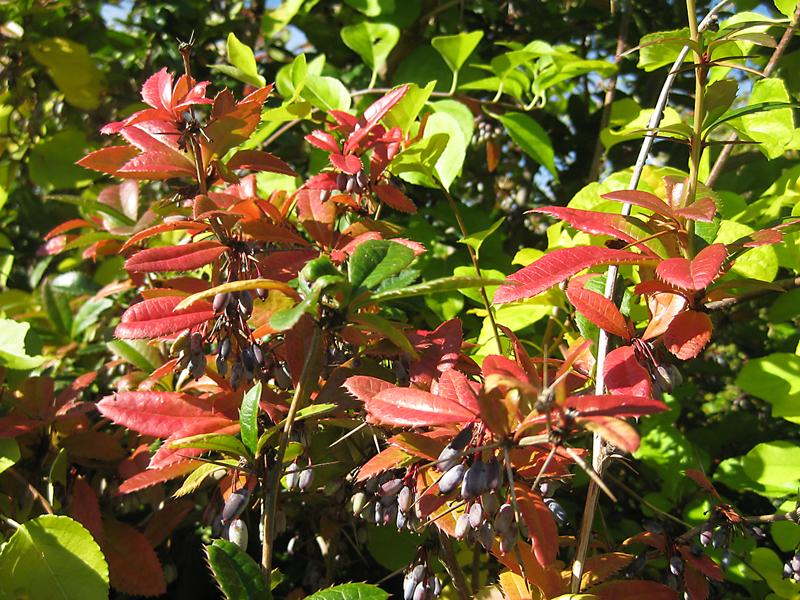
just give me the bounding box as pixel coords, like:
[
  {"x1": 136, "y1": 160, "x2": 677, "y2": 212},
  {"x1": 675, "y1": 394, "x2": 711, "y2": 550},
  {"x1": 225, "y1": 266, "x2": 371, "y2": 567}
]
[
  {"x1": 570, "y1": 1, "x2": 732, "y2": 592},
  {"x1": 704, "y1": 275, "x2": 800, "y2": 311},
  {"x1": 706, "y1": 5, "x2": 800, "y2": 188}
]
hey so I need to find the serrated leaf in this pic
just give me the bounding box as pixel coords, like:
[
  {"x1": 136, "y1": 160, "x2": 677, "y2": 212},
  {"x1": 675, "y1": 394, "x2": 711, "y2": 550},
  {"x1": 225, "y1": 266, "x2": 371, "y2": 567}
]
[
  {"x1": 103, "y1": 518, "x2": 166, "y2": 597},
  {"x1": 656, "y1": 243, "x2": 727, "y2": 291},
  {"x1": 494, "y1": 247, "x2": 654, "y2": 305},
  {"x1": 206, "y1": 539, "x2": 270, "y2": 600},
  {"x1": 0, "y1": 515, "x2": 109, "y2": 600},
  {"x1": 168, "y1": 433, "x2": 249, "y2": 459},
  {"x1": 115, "y1": 296, "x2": 214, "y2": 339},
  {"x1": 173, "y1": 461, "x2": 231, "y2": 497},
  {"x1": 125, "y1": 240, "x2": 227, "y2": 273},
  {"x1": 364, "y1": 386, "x2": 477, "y2": 427},
  {"x1": 663, "y1": 310, "x2": 713, "y2": 360},
  {"x1": 240, "y1": 382, "x2": 260, "y2": 455}
]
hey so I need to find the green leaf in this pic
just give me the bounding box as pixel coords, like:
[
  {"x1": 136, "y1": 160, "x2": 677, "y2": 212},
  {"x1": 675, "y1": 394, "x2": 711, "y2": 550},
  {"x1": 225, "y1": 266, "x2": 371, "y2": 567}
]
[
  {"x1": 301, "y1": 74, "x2": 352, "y2": 112},
  {"x1": 240, "y1": 382, "x2": 261, "y2": 456},
  {"x1": 216, "y1": 33, "x2": 266, "y2": 87},
  {"x1": 383, "y1": 81, "x2": 435, "y2": 133},
  {"x1": 497, "y1": 112, "x2": 556, "y2": 177},
  {"x1": 170, "y1": 434, "x2": 251, "y2": 459},
  {"x1": 71, "y1": 297, "x2": 113, "y2": 339},
  {"x1": 774, "y1": 0, "x2": 797, "y2": 18},
  {"x1": 0, "y1": 515, "x2": 109, "y2": 599},
  {"x1": 430, "y1": 99, "x2": 474, "y2": 146},
  {"x1": 733, "y1": 78, "x2": 795, "y2": 158},
  {"x1": 0, "y1": 319, "x2": 45, "y2": 370},
  {"x1": 206, "y1": 539, "x2": 270, "y2": 600},
  {"x1": 490, "y1": 50, "x2": 536, "y2": 79},
  {"x1": 353, "y1": 312, "x2": 418, "y2": 358},
  {"x1": 306, "y1": 582, "x2": 389, "y2": 600},
  {"x1": 737, "y1": 353, "x2": 800, "y2": 424},
  {"x1": 742, "y1": 441, "x2": 800, "y2": 495},
  {"x1": 715, "y1": 220, "x2": 778, "y2": 282},
  {"x1": 173, "y1": 461, "x2": 232, "y2": 498},
  {"x1": 424, "y1": 111, "x2": 466, "y2": 190},
  {"x1": 0, "y1": 439, "x2": 20, "y2": 475},
  {"x1": 29, "y1": 38, "x2": 104, "y2": 109},
  {"x1": 431, "y1": 31, "x2": 483, "y2": 73},
  {"x1": 702, "y1": 79, "x2": 739, "y2": 129},
  {"x1": 29, "y1": 128, "x2": 93, "y2": 192},
  {"x1": 340, "y1": 22, "x2": 399, "y2": 73},
  {"x1": 344, "y1": 0, "x2": 395, "y2": 17},
  {"x1": 108, "y1": 339, "x2": 162, "y2": 373},
  {"x1": 262, "y1": 0, "x2": 306, "y2": 38},
  {"x1": 458, "y1": 217, "x2": 505, "y2": 257},
  {"x1": 368, "y1": 275, "x2": 505, "y2": 304},
  {"x1": 348, "y1": 240, "x2": 415, "y2": 291},
  {"x1": 635, "y1": 28, "x2": 691, "y2": 72}
]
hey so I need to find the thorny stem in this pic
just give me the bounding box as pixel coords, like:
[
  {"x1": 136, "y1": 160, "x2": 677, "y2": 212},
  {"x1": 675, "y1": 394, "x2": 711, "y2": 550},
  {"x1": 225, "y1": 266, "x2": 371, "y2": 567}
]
[
  {"x1": 441, "y1": 185, "x2": 503, "y2": 354},
  {"x1": 437, "y1": 531, "x2": 471, "y2": 600},
  {"x1": 706, "y1": 4, "x2": 800, "y2": 188},
  {"x1": 261, "y1": 326, "x2": 322, "y2": 585},
  {"x1": 676, "y1": 508, "x2": 800, "y2": 544},
  {"x1": 570, "y1": 1, "x2": 731, "y2": 592}
]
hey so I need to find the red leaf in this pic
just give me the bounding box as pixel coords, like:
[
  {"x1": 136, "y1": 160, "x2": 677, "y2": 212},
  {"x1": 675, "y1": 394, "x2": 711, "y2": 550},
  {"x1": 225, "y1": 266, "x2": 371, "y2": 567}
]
[
  {"x1": 481, "y1": 354, "x2": 531, "y2": 386},
  {"x1": 343, "y1": 375, "x2": 395, "y2": 403},
  {"x1": 683, "y1": 565, "x2": 709, "y2": 600},
  {"x1": 407, "y1": 319, "x2": 463, "y2": 388},
  {"x1": 77, "y1": 146, "x2": 140, "y2": 176},
  {"x1": 494, "y1": 247, "x2": 654, "y2": 305},
  {"x1": 374, "y1": 183, "x2": 416, "y2": 213},
  {"x1": 117, "y1": 460, "x2": 200, "y2": 495},
  {"x1": 580, "y1": 415, "x2": 641, "y2": 453},
  {"x1": 240, "y1": 220, "x2": 309, "y2": 246},
  {"x1": 388, "y1": 431, "x2": 447, "y2": 461},
  {"x1": 604, "y1": 345, "x2": 652, "y2": 397},
  {"x1": 117, "y1": 149, "x2": 195, "y2": 179},
  {"x1": 566, "y1": 394, "x2": 668, "y2": 418},
  {"x1": 434, "y1": 369, "x2": 480, "y2": 414},
  {"x1": 356, "y1": 446, "x2": 412, "y2": 482},
  {"x1": 684, "y1": 469, "x2": 720, "y2": 500},
  {"x1": 656, "y1": 244, "x2": 727, "y2": 291},
  {"x1": 103, "y1": 518, "x2": 166, "y2": 597},
  {"x1": 115, "y1": 296, "x2": 214, "y2": 339},
  {"x1": 143, "y1": 499, "x2": 194, "y2": 547},
  {"x1": 121, "y1": 221, "x2": 208, "y2": 252},
  {"x1": 515, "y1": 482, "x2": 558, "y2": 567},
  {"x1": 69, "y1": 477, "x2": 104, "y2": 542},
  {"x1": 305, "y1": 130, "x2": 341, "y2": 154},
  {"x1": 125, "y1": 240, "x2": 226, "y2": 272},
  {"x1": 602, "y1": 190, "x2": 675, "y2": 219},
  {"x1": 664, "y1": 310, "x2": 712, "y2": 360},
  {"x1": 366, "y1": 387, "x2": 477, "y2": 427},
  {"x1": 330, "y1": 153, "x2": 363, "y2": 174},
  {"x1": 296, "y1": 188, "x2": 337, "y2": 248},
  {"x1": 61, "y1": 431, "x2": 127, "y2": 462},
  {"x1": 681, "y1": 548, "x2": 724, "y2": 581},
  {"x1": 567, "y1": 276, "x2": 631, "y2": 340},
  {"x1": 344, "y1": 85, "x2": 409, "y2": 153},
  {"x1": 674, "y1": 196, "x2": 717, "y2": 222},
  {"x1": 226, "y1": 149, "x2": 297, "y2": 176},
  {"x1": 534, "y1": 207, "x2": 640, "y2": 245},
  {"x1": 44, "y1": 218, "x2": 92, "y2": 241},
  {"x1": 98, "y1": 391, "x2": 232, "y2": 438},
  {"x1": 592, "y1": 580, "x2": 679, "y2": 600},
  {"x1": 579, "y1": 552, "x2": 636, "y2": 589},
  {"x1": 642, "y1": 292, "x2": 687, "y2": 341}
]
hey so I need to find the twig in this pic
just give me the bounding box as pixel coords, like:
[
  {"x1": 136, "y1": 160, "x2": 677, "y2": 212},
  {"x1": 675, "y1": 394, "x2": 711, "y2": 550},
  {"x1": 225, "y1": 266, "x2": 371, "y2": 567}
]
[
  {"x1": 706, "y1": 5, "x2": 800, "y2": 188},
  {"x1": 570, "y1": 1, "x2": 731, "y2": 592},
  {"x1": 261, "y1": 326, "x2": 322, "y2": 585},
  {"x1": 588, "y1": 0, "x2": 631, "y2": 181},
  {"x1": 6, "y1": 468, "x2": 54, "y2": 515},
  {"x1": 440, "y1": 185, "x2": 503, "y2": 353},
  {"x1": 704, "y1": 275, "x2": 800, "y2": 311},
  {"x1": 676, "y1": 507, "x2": 800, "y2": 544},
  {"x1": 437, "y1": 530, "x2": 471, "y2": 600}
]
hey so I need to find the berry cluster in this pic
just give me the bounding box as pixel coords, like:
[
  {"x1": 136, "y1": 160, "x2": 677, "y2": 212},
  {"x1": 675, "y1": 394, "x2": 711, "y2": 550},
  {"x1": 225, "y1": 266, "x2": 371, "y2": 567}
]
[
  {"x1": 351, "y1": 470, "x2": 420, "y2": 532},
  {"x1": 783, "y1": 553, "x2": 800, "y2": 583},
  {"x1": 402, "y1": 557, "x2": 442, "y2": 600}
]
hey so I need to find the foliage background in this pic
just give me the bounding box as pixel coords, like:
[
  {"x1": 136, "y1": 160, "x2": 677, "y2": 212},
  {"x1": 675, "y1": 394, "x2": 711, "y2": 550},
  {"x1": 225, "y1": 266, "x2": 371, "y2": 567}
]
[{"x1": 1, "y1": 0, "x2": 800, "y2": 598}]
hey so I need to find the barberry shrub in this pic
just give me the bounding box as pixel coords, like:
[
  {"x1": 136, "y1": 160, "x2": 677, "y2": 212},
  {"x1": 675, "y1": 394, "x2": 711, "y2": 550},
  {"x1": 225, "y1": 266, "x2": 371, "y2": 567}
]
[{"x1": 1, "y1": 1, "x2": 800, "y2": 599}]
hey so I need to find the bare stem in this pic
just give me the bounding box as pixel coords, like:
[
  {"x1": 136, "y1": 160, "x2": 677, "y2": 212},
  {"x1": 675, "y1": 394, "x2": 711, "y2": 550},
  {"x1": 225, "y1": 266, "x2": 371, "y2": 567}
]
[
  {"x1": 261, "y1": 326, "x2": 322, "y2": 585},
  {"x1": 437, "y1": 531, "x2": 471, "y2": 600},
  {"x1": 569, "y1": 1, "x2": 731, "y2": 592},
  {"x1": 441, "y1": 185, "x2": 503, "y2": 354}
]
